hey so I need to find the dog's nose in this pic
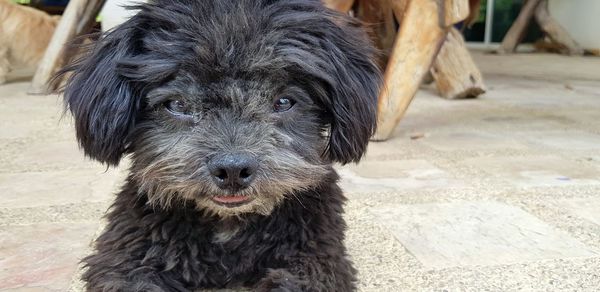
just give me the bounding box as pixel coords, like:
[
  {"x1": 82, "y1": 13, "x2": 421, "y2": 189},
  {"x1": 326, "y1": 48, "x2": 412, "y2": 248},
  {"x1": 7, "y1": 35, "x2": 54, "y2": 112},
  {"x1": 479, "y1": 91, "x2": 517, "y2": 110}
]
[{"x1": 208, "y1": 153, "x2": 258, "y2": 189}]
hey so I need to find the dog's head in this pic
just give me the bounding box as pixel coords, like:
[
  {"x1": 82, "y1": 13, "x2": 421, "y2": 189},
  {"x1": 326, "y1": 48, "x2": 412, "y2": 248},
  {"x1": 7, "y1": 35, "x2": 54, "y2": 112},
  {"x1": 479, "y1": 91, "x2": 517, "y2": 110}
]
[{"x1": 63, "y1": 0, "x2": 381, "y2": 216}]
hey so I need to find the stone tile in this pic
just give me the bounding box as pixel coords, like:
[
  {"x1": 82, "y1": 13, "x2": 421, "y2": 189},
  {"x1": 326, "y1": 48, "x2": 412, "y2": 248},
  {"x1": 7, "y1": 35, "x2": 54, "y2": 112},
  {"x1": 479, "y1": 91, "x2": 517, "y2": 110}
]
[
  {"x1": 0, "y1": 120, "x2": 52, "y2": 141},
  {"x1": 370, "y1": 201, "x2": 598, "y2": 269},
  {"x1": 0, "y1": 223, "x2": 96, "y2": 291},
  {"x1": 472, "y1": 51, "x2": 600, "y2": 82},
  {"x1": 4, "y1": 140, "x2": 93, "y2": 172},
  {"x1": 519, "y1": 131, "x2": 600, "y2": 151},
  {"x1": 479, "y1": 112, "x2": 577, "y2": 131},
  {"x1": 363, "y1": 138, "x2": 416, "y2": 158},
  {"x1": 0, "y1": 169, "x2": 126, "y2": 208},
  {"x1": 1, "y1": 287, "x2": 55, "y2": 292},
  {"x1": 337, "y1": 160, "x2": 464, "y2": 194},
  {"x1": 559, "y1": 198, "x2": 600, "y2": 226},
  {"x1": 485, "y1": 85, "x2": 599, "y2": 109},
  {"x1": 461, "y1": 156, "x2": 600, "y2": 187},
  {"x1": 0, "y1": 92, "x2": 63, "y2": 141},
  {"x1": 420, "y1": 131, "x2": 527, "y2": 151}
]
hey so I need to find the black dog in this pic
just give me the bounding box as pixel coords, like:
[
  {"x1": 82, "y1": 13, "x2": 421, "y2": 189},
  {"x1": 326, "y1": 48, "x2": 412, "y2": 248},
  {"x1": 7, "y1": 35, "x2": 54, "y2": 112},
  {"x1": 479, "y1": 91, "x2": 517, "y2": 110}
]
[{"x1": 62, "y1": 0, "x2": 380, "y2": 291}]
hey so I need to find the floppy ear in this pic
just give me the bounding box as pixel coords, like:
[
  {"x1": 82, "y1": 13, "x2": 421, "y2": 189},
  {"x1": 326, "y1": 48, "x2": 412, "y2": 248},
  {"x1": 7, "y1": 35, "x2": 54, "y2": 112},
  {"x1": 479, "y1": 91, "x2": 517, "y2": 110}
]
[
  {"x1": 322, "y1": 13, "x2": 382, "y2": 165},
  {"x1": 61, "y1": 28, "x2": 140, "y2": 166}
]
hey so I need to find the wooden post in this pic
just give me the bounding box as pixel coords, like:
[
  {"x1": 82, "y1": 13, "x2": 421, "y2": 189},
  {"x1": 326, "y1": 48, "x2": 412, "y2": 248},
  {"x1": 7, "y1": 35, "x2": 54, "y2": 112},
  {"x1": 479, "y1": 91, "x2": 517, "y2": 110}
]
[
  {"x1": 444, "y1": 0, "x2": 470, "y2": 27},
  {"x1": 322, "y1": 0, "x2": 355, "y2": 13},
  {"x1": 462, "y1": 0, "x2": 482, "y2": 31},
  {"x1": 497, "y1": 0, "x2": 541, "y2": 54},
  {"x1": 372, "y1": 0, "x2": 449, "y2": 141},
  {"x1": 534, "y1": 0, "x2": 583, "y2": 56},
  {"x1": 28, "y1": 0, "x2": 105, "y2": 95},
  {"x1": 355, "y1": 0, "x2": 397, "y2": 66},
  {"x1": 54, "y1": 1, "x2": 106, "y2": 89},
  {"x1": 390, "y1": 0, "x2": 409, "y2": 21},
  {"x1": 431, "y1": 27, "x2": 486, "y2": 99}
]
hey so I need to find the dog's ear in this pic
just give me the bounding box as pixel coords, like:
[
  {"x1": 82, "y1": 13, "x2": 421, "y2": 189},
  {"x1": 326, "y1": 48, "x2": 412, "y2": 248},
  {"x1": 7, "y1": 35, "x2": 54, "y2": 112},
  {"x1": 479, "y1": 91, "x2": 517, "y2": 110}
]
[
  {"x1": 321, "y1": 14, "x2": 382, "y2": 165},
  {"x1": 60, "y1": 28, "x2": 139, "y2": 166}
]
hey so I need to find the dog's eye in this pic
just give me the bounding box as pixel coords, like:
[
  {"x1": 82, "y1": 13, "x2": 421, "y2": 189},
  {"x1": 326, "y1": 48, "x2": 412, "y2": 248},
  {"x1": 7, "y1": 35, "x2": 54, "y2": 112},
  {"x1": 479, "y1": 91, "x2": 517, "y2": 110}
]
[
  {"x1": 273, "y1": 97, "x2": 295, "y2": 112},
  {"x1": 165, "y1": 100, "x2": 188, "y2": 115}
]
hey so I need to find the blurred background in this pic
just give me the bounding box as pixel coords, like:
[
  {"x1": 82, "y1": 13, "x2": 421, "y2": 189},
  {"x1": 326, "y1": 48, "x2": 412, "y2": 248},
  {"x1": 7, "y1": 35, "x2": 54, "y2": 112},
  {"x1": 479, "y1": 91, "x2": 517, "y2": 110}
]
[{"x1": 1, "y1": 0, "x2": 599, "y2": 291}]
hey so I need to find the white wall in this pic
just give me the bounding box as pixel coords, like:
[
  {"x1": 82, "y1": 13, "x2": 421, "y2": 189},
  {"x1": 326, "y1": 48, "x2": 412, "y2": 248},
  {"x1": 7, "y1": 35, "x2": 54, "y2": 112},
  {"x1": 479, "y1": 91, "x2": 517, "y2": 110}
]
[
  {"x1": 549, "y1": 0, "x2": 600, "y2": 50},
  {"x1": 100, "y1": 0, "x2": 146, "y2": 32}
]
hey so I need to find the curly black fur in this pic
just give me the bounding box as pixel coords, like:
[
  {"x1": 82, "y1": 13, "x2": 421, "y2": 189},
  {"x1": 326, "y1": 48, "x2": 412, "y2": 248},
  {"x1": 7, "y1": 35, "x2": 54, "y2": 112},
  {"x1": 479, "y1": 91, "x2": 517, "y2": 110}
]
[
  {"x1": 60, "y1": 0, "x2": 381, "y2": 291},
  {"x1": 85, "y1": 174, "x2": 355, "y2": 291}
]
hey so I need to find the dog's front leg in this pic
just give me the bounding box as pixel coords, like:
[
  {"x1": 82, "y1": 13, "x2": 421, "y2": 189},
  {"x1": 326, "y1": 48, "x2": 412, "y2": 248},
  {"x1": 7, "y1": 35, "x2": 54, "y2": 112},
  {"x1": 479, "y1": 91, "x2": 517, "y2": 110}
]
[
  {"x1": 82, "y1": 218, "x2": 192, "y2": 291},
  {"x1": 84, "y1": 274, "x2": 171, "y2": 292},
  {"x1": 254, "y1": 269, "x2": 304, "y2": 292},
  {"x1": 254, "y1": 256, "x2": 356, "y2": 292},
  {"x1": 83, "y1": 254, "x2": 187, "y2": 292}
]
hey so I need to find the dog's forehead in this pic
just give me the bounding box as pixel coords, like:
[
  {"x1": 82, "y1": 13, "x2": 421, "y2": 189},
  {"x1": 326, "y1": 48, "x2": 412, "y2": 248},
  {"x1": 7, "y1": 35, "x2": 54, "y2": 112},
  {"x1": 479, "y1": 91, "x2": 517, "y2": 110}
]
[
  {"x1": 137, "y1": 1, "x2": 325, "y2": 83},
  {"x1": 170, "y1": 74, "x2": 277, "y2": 101}
]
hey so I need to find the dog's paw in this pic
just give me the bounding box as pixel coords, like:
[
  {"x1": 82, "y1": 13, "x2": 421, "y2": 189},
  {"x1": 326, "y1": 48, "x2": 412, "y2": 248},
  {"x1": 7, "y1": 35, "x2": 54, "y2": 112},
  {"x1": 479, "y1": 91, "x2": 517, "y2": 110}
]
[{"x1": 255, "y1": 269, "x2": 305, "y2": 292}]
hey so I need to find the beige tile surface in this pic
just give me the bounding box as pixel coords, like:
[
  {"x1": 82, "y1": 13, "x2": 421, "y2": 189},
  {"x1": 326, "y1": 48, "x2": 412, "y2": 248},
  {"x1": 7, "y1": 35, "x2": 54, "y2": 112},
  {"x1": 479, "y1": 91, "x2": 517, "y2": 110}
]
[
  {"x1": 371, "y1": 201, "x2": 598, "y2": 269},
  {"x1": 0, "y1": 223, "x2": 97, "y2": 291},
  {"x1": 559, "y1": 198, "x2": 600, "y2": 226},
  {"x1": 460, "y1": 155, "x2": 600, "y2": 188}
]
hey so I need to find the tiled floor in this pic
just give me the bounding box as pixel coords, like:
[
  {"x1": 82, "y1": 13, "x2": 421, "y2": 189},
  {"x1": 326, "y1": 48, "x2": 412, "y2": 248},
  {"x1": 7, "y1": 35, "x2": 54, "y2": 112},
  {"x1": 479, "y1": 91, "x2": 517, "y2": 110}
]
[
  {"x1": 0, "y1": 223, "x2": 96, "y2": 291},
  {"x1": 370, "y1": 201, "x2": 597, "y2": 268},
  {"x1": 1, "y1": 52, "x2": 600, "y2": 291}
]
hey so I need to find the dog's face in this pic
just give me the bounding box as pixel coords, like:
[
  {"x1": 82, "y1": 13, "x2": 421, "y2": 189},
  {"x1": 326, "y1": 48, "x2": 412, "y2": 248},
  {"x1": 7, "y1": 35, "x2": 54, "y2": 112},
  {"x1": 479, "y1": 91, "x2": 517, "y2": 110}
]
[{"x1": 62, "y1": 0, "x2": 380, "y2": 217}]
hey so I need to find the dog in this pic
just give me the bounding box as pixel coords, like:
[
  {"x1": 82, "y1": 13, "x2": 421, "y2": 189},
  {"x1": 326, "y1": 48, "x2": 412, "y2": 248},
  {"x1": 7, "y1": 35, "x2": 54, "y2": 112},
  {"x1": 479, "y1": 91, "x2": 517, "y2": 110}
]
[
  {"x1": 0, "y1": 0, "x2": 59, "y2": 84},
  {"x1": 60, "y1": 0, "x2": 380, "y2": 291}
]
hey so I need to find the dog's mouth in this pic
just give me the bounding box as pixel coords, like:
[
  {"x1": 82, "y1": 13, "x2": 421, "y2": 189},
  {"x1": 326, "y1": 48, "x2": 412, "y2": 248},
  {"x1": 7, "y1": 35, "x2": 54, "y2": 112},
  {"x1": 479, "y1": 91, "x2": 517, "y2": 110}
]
[{"x1": 211, "y1": 195, "x2": 253, "y2": 207}]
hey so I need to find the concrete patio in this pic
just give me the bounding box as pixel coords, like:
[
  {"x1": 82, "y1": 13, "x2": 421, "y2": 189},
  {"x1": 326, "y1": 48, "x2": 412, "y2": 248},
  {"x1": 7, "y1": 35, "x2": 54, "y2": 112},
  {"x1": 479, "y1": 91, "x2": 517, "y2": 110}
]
[{"x1": 1, "y1": 51, "x2": 600, "y2": 291}]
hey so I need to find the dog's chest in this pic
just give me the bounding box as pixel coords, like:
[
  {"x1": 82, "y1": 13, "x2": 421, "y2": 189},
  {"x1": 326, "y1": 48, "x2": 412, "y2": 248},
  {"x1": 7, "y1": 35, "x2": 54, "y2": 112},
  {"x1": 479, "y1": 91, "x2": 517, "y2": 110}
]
[
  {"x1": 211, "y1": 225, "x2": 240, "y2": 243},
  {"x1": 194, "y1": 224, "x2": 269, "y2": 288}
]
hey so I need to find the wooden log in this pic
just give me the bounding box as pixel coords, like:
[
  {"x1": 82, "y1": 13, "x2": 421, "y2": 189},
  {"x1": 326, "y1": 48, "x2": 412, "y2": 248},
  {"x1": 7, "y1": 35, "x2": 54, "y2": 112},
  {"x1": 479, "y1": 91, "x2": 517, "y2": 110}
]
[
  {"x1": 372, "y1": 0, "x2": 448, "y2": 141},
  {"x1": 76, "y1": 2, "x2": 105, "y2": 35},
  {"x1": 390, "y1": 0, "x2": 409, "y2": 21},
  {"x1": 444, "y1": 0, "x2": 470, "y2": 26},
  {"x1": 431, "y1": 27, "x2": 486, "y2": 99},
  {"x1": 392, "y1": 0, "x2": 469, "y2": 28},
  {"x1": 322, "y1": 0, "x2": 355, "y2": 13},
  {"x1": 52, "y1": 1, "x2": 106, "y2": 90},
  {"x1": 387, "y1": 0, "x2": 411, "y2": 63},
  {"x1": 497, "y1": 0, "x2": 541, "y2": 54},
  {"x1": 462, "y1": 0, "x2": 482, "y2": 31},
  {"x1": 534, "y1": 0, "x2": 584, "y2": 56},
  {"x1": 587, "y1": 49, "x2": 600, "y2": 56},
  {"x1": 355, "y1": 0, "x2": 397, "y2": 67},
  {"x1": 28, "y1": 0, "x2": 105, "y2": 95}
]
